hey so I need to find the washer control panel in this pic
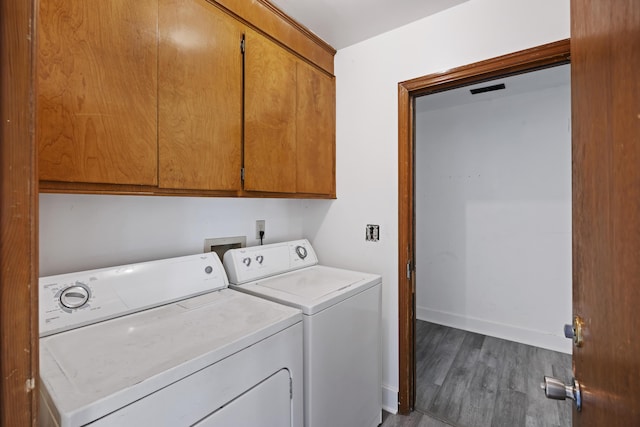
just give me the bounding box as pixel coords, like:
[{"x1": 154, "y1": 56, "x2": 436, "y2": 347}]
[
  {"x1": 39, "y1": 252, "x2": 228, "y2": 337},
  {"x1": 223, "y1": 239, "x2": 318, "y2": 285},
  {"x1": 295, "y1": 246, "x2": 307, "y2": 259},
  {"x1": 59, "y1": 283, "x2": 91, "y2": 309}
]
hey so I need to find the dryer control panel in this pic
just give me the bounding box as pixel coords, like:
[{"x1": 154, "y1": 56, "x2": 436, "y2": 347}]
[
  {"x1": 39, "y1": 253, "x2": 228, "y2": 337},
  {"x1": 223, "y1": 239, "x2": 318, "y2": 285}
]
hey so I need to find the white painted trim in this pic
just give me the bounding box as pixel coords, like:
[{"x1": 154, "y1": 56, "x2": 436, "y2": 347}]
[
  {"x1": 381, "y1": 384, "x2": 398, "y2": 414},
  {"x1": 416, "y1": 306, "x2": 572, "y2": 354}
]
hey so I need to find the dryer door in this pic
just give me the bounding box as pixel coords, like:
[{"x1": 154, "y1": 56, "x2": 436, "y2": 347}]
[{"x1": 196, "y1": 369, "x2": 292, "y2": 427}]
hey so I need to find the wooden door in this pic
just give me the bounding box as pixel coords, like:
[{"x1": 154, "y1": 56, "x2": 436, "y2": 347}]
[
  {"x1": 571, "y1": 0, "x2": 640, "y2": 425},
  {"x1": 244, "y1": 29, "x2": 297, "y2": 193},
  {"x1": 158, "y1": 0, "x2": 243, "y2": 191},
  {"x1": 296, "y1": 61, "x2": 336, "y2": 196},
  {"x1": 1, "y1": 0, "x2": 39, "y2": 424},
  {"x1": 37, "y1": 0, "x2": 158, "y2": 185}
]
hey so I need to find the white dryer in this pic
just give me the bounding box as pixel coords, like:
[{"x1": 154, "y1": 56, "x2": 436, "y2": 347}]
[
  {"x1": 224, "y1": 239, "x2": 382, "y2": 427},
  {"x1": 38, "y1": 252, "x2": 303, "y2": 427}
]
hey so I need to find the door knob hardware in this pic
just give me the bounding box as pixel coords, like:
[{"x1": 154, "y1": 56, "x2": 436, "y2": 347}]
[
  {"x1": 541, "y1": 376, "x2": 582, "y2": 411},
  {"x1": 564, "y1": 316, "x2": 584, "y2": 347}
]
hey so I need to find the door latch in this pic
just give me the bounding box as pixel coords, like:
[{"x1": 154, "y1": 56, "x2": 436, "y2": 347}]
[{"x1": 564, "y1": 315, "x2": 584, "y2": 347}]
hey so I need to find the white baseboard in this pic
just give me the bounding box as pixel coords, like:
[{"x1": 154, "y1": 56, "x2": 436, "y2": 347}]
[
  {"x1": 416, "y1": 306, "x2": 572, "y2": 354},
  {"x1": 382, "y1": 384, "x2": 398, "y2": 414}
]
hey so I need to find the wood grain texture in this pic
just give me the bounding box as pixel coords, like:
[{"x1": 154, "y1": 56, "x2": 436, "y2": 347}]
[
  {"x1": 415, "y1": 322, "x2": 571, "y2": 427},
  {"x1": 38, "y1": 181, "x2": 337, "y2": 199},
  {"x1": 214, "y1": 0, "x2": 335, "y2": 74},
  {"x1": 525, "y1": 347, "x2": 569, "y2": 427},
  {"x1": 382, "y1": 410, "x2": 455, "y2": 427},
  {"x1": 397, "y1": 81, "x2": 415, "y2": 414},
  {"x1": 428, "y1": 332, "x2": 492, "y2": 426},
  {"x1": 414, "y1": 323, "x2": 465, "y2": 411},
  {"x1": 37, "y1": 0, "x2": 158, "y2": 185},
  {"x1": 400, "y1": 39, "x2": 570, "y2": 96},
  {"x1": 491, "y1": 389, "x2": 527, "y2": 427},
  {"x1": 158, "y1": 0, "x2": 242, "y2": 191},
  {"x1": 571, "y1": 0, "x2": 640, "y2": 425},
  {"x1": 36, "y1": 0, "x2": 335, "y2": 198},
  {"x1": 1, "y1": 0, "x2": 38, "y2": 424},
  {"x1": 295, "y1": 60, "x2": 335, "y2": 196},
  {"x1": 244, "y1": 29, "x2": 297, "y2": 193},
  {"x1": 397, "y1": 40, "x2": 570, "y2": 415}
]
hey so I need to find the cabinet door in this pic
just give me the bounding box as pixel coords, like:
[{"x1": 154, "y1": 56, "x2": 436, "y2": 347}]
[
  {"x1": 37, "y1": 0, "x2": 158, "y2": 185},
  {"x1": 296, "y1": 62, "x2": 335, "y2": 196},
  {"x1": 244, "y1": 30, "x2": 297, "y2": 193},
  {"x1": 158, "y1": 0, "x2": 243, "y2": 191}
]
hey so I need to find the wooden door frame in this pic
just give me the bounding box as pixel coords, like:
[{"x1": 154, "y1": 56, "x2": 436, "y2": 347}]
[
  {"x1": 1, "y1": 0, "x2": 39, "y2": 425},
  {"x1": 397, "y1": 39, "x2": 571, "y2": 414}
]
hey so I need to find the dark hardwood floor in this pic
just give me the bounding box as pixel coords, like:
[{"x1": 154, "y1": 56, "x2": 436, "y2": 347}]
[
  {"x1": 383, "y1": 321, "x2": 572, "y2": 427},
  {"x1": 382, "y1": 409, "x2": 454, "y2": 427}
]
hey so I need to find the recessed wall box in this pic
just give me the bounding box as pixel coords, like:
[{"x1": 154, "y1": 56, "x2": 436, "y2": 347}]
[{"x1": 204, "y1": 236, "x2": 247, "y2": 261}]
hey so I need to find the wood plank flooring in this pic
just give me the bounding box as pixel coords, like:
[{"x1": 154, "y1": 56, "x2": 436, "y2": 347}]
[
  {"x1": 383, "y1": 321, "x2": 572, "y2": 427},
  {"x1": 382, "y1": 410, "x2": 455, "y2": 427}
]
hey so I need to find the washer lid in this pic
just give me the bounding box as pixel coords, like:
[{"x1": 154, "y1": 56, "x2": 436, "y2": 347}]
[
  {"x1": 230, "y1": 265, "x2": 381, "y2": 315},
  {"x1": 39, "y1": 289, "x2": 301, "y2": 427}
]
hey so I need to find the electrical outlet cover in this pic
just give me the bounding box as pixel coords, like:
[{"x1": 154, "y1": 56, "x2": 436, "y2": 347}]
[
  {"x1": 255, "y1": 220, "x2": 266, "y2": 239},
  {"x1": 366, "y1": 224, "x2": 380, "y2": 242}
]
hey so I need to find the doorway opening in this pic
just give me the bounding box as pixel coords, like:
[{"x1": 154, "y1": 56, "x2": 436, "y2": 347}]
[{"x1": 397, "y1": 39, "x2": 571, "y2": 415}]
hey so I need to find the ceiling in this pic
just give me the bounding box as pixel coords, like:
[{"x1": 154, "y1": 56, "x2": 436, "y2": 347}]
[
  {"x1": 268, "y1": 0, "x2": 469, "y2": 50},
  {"x1": 266, "y1": 0, "x2": 570, "y2": 110}
]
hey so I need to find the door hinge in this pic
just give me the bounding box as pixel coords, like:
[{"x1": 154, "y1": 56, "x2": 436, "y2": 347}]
[
  {"x1": 406, "y1": 260, "x2": 412, "y2": 279},
  {"x1": 240, "y1": 36, "x2": 245, "y2": 54},
  {"x1": 241, "y1": 167, "x2": 245, "y2": 181},
  {"x1": 289, "y1": 377, "x2": 293, "y2": 400}
]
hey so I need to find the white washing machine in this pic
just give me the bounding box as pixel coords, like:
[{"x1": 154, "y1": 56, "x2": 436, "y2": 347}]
[
  {"x1": 223, "y1": 239, "x2": 382, "y2": 427},
  {"x1": 38, "y1": 252, "x2": 303, "y2": 427}
]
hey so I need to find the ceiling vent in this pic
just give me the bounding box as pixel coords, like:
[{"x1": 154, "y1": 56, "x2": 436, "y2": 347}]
[{"x1": 470, "y1": 83, "x2": 506, "y2": 95}]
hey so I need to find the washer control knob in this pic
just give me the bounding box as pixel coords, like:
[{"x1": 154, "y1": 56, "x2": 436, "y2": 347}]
[
  {"x1": 295, "y1": 246, "x2": 307, "y2": 259},
  {"x1": 243, "y1": 257, "x2": 251, "y2": 267},
  {"x1": 60, "y1": 284, "x2": 91, "y2": 309},
  {"x1": 256, "y1": 255, "x2": 264, "y2": 264}
]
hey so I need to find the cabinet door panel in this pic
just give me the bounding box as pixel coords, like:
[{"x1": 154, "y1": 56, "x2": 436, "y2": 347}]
[
  {"x1": 296, "y1": 62, "x2": 335, "y2": 195},
  {"x1": 158, "y1": 0, "x2": 243, "y2": 191},
  {"x1": 244, "y1": 30, "x2": 297, "y2": 193},
  {"x1": 37, "y1": 0, "x2": 158, "y2": 185}
]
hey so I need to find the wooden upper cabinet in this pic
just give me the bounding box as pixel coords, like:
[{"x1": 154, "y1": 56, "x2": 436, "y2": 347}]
[
  {"x1": 296, "y1": 61, "x2": 336, "y2": 196},
  {"x1": 244, "y1": 30, "x2": 336, "y2": 196},
  {"x1": 158, "y1": 0, "x2": 243, "y2": 191},
  {"x1": 37, "y1": 0, "x2": 158, "y2": 185},
  {"x1": 36, "y1": 0, "x2": 335, "y2": 197},
  {"x1": 244, "y1": 29, "x2": 298, "y2": 193}
]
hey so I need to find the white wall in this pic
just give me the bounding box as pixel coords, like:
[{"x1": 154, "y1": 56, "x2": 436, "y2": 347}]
[
  {"x1": 303, "y1": 0, "x2": 569, "y2": 413},
  {"x1": 40, "y1": 194, "x2": 305, "y2": 276},
  {"x1": 414, "y1": 68, "x2": 572, "y2": 354}
]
